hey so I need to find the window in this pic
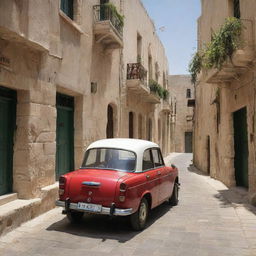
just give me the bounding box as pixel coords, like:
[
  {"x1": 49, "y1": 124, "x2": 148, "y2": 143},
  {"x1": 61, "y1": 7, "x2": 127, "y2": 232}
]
[
  {"x1": 152, "y1": 149, "x2": 164, "y2": 167},
  {"x1": 61, "y1": 0, "x2": 74, "y2": 19},
  {"x1": 137, "y1": 33, "x2": 142, "y2": 63},
  {"x1": 142, "y1": 149, "x2": 154, "y2": 171},
  {"x1": 82, "y1": 148, "x2": 136, "y2": 172},
  {"x1": 233, "y1": 0, "x2": 240, "y2": 19},
  {"x1": 186, "y1": 89, "x2": 191, "y2": 98}
]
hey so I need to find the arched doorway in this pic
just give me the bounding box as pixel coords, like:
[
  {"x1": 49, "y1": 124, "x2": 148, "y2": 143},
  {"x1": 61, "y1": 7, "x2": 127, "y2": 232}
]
[
  {"x1": 138, "y1": 114, "x2": 142, "y2": 139},
  {"x1": 129, "y1": 112, "x2": 134, "y2": 138},
  {"x1": 147, "y1": 118, "x2": 152, "y2": 141},
  {"x1": 106, "y1": 104, "x2": 114, "y2": 138}
]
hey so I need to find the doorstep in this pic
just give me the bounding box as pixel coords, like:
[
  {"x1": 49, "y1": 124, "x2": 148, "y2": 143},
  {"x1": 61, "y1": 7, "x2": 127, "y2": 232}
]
[
  {"x1": 0, "y1": 182, "x2": 58, "y2": 236},
  {"x1": 0, "y1": 193, "x2": 18, "y2": 207}
]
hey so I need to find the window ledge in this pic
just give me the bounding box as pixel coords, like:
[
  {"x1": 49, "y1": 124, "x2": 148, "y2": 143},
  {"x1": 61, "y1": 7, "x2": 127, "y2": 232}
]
[{"x1": 59, "y1": 10, "x2": 84, "y2": 34}]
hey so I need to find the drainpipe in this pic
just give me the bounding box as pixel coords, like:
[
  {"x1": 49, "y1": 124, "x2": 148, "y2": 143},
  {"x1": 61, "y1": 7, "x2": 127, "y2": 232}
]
[{"x1": 118, "y1": 0, "x2": 125, "y2": 138}]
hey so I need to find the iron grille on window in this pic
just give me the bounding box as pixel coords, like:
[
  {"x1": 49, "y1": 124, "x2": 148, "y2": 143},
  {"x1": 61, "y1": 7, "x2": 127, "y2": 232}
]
[
  {"x1": 234, "y1": 0, "x2": 240, "y2": 19},
  {"x1": 61, "y1": 0, "x2": 74, "y2": 20}
]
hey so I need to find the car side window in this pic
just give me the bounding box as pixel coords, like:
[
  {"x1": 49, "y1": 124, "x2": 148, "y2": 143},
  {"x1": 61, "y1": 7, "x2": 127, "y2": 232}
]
[
  {"x1": 152, "y1": 148, "x2": 164, "y2": 167},
  {"x1": 142, "y1": 149, "x2": 154, "y2": 171}
]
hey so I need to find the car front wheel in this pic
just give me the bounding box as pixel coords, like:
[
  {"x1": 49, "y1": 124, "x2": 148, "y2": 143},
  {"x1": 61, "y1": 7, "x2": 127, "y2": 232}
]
[
  {"x1": 67, "y1": 211, "x2": 84, "y2": 223},
  {"x1": 130, "y1": 198, "x2": 148, "y2": 231},
  {"x1": 169, "y1": 182, "x2": 179, "y2": 206}
]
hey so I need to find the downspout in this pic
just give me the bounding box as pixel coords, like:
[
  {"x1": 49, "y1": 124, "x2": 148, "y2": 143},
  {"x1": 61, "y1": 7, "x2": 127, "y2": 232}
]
[{"x1": 118, "y1": 0, "x2": 125, "y2": 137}]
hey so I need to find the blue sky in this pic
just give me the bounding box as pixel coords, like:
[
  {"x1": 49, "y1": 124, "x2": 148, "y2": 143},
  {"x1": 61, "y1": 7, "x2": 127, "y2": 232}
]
[{"x1": 141, "y1": 0, "x2": 201, "y2": 75}]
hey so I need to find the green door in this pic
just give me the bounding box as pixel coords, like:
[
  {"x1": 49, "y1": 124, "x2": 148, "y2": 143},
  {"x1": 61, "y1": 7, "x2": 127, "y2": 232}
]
[
  {"x1": 185, "y1": 132, "x2": 193, "y2": 153},
  {"x1": 0, "y1": 87, "x2": 16, "y2": 196},
  {"x1": 233, "y1": 107, "x2": 248, "y2": 188},
  {"x1": 56, "y1": 94, "x2": 74, "y2": 179}
]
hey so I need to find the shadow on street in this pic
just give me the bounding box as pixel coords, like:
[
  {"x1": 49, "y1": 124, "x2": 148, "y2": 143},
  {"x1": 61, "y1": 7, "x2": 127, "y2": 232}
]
[
  {"x1": 46, "y1": 202, "x2": 174, "y2": 243},
  {"x1": 188, "y1": 164, "x2": 256, "y2": 216}
]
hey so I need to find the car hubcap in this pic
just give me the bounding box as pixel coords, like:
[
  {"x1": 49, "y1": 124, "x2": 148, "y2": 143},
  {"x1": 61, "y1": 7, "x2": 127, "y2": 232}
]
[{"x1": 139, "y1": 202, "x2": 147, "y2": 223}]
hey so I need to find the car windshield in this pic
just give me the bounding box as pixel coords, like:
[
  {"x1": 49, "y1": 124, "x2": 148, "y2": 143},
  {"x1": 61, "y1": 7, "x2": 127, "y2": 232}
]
[{"x1": 81, "y1": 148, "x2": 136, "y2": 172}]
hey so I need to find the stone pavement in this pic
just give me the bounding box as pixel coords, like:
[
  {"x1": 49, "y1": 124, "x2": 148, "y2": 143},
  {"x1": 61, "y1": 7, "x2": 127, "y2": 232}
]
[{"x1": 0, "y1": 153, "x2": 255, "y2": 256}]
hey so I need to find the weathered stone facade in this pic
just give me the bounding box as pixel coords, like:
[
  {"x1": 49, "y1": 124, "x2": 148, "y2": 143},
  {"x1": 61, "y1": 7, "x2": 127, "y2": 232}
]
[
  {"x1": 0, "y1": 0, "x2": 171, "y2": 235},
  {"x1": 168, "y1": 75, "x2": 194, "y2": 153},
  {"x1": 194, "y1": 0, "x2": 256, "y2": 205}
]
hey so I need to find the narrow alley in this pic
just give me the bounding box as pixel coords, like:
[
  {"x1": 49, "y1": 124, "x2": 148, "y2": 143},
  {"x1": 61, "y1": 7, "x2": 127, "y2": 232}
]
[{"x1": 0, "y1": 153, "x2": 255, "y2": 256}]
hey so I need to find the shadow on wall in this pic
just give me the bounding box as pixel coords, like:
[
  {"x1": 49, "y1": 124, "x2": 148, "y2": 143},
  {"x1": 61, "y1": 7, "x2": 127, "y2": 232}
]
[{"x1": 188, "y1": 165, "x2": 256, "y2": 216}]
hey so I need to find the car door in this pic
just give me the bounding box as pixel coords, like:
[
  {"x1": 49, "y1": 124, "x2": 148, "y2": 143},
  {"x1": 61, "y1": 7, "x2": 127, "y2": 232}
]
[
  {"x1": 152, "y1": 148, "x2": 171, "y2": 203},
  {"x1": 142, "y1": 149, "x2": 160, "y2": 208}
]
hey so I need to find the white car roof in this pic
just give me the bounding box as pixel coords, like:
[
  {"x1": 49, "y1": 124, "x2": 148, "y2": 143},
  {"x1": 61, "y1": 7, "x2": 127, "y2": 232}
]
[
  {"x1": 87, "y1": 138, "x2": 159, "y2": 153},
  {"x1": 87, "y1": 139, "x2": 161, "y2": 172}
]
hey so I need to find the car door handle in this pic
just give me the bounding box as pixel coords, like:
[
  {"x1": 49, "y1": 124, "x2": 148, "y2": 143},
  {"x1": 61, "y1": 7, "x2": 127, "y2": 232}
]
[
  {"x1": 157, "y1": 171, "x2": 161, "y2": 176},
  {"x1": 146, "y1": 175, "x2": 150, "y2": 179}
]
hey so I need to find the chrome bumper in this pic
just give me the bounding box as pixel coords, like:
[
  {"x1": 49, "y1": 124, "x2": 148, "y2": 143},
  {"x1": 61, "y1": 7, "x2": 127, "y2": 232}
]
[{"x1": 55, "y1": 200, "x2": 133, "y2": 216}]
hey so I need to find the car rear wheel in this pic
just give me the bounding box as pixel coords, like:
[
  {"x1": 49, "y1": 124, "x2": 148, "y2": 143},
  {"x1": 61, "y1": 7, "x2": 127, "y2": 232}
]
[
  {"x1": 67, "y1": 211, "x2": 84, "y2": 223},
  {"x1": 130, "y1": 198, "x2": 148, "y2": 231},
  {"x1": 169, "y1": 182, "x2": 179, "y2": 206}
]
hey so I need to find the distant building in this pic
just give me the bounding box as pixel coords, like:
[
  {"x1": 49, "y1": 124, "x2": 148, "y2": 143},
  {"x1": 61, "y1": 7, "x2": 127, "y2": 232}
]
[
  {"x1": 168, "y1": 75, "x2": 195, "y2": 153},
  {"x1": 194, "y1": 0, "x2": 256, "y2": 205},
  {"x1": 0, "y1": 0, "x2": 172, "y2": 235}
]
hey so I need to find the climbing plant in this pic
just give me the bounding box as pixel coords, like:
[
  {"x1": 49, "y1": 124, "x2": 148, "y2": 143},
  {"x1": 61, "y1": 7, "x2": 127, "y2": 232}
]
[{"x1": 189, "y1": 17, "x2": 242, "y2": 84}]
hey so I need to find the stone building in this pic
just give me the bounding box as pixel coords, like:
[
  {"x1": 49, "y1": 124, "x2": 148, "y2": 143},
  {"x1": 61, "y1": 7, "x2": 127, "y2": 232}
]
[
  {"x1": 0, "y1": 0, "x2": 171, "y2": 235},
  {"x1": 168, "y1": 75, "x2": 194, "y2": 153},
  {"x1": 194, "y1": 0, "x2": 256, "y2": 204}
]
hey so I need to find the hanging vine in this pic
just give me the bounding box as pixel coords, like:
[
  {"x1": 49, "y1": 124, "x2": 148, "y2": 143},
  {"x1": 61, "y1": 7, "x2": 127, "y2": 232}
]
[{"x1": 189, "y1": 17, "x2": 242, "y2": 84}]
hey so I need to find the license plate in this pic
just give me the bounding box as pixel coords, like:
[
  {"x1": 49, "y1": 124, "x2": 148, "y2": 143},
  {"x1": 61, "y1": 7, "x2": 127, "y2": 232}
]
[{"x1": 77, "y1": 202, "x2": 102, "y2": 213}]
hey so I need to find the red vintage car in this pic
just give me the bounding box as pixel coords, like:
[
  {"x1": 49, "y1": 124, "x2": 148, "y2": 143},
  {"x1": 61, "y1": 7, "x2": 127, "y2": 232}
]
[{"x1": 56, "y1": 138, "x2": 179, "y2": 230}]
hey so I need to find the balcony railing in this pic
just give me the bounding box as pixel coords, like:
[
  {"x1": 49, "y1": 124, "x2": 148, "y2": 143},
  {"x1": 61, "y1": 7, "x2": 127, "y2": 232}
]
[
  {"x1": 127, "y1": 63, "x2": 148, "y2": 86},
  {"x1": 93, "y1": 5, "x2": 123, "y2": 37}
]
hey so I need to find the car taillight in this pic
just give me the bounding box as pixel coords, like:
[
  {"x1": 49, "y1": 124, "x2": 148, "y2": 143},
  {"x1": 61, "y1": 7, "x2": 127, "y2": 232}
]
[
  {"x1": 59, "y1": 176, "x2": 66, "y2": 196},
  {"x1": 119, "y1": 183, "x2": 127, "y2": 202},
  {"x1": 120, "y1": 183, "x2": 127, "y2": 192}
]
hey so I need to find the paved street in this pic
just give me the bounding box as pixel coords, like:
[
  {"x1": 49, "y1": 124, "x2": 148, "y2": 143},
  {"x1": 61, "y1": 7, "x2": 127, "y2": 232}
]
[{"x1": 0, "y1": 153, "x2": 255, "y2": 256}]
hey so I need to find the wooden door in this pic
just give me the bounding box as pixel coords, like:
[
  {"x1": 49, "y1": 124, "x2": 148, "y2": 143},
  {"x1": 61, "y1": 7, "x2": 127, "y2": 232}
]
[
  {"x1": 233, "y1": 107, "x2": 248, "y2": 188},
  {"x1": 0, "y1": 87, "x2": 16, "y2": 195},
  {"x1": 185, "y1": 132, "x2": 193, "y2": 153},
  {"x1": 56, "y1": 94, "x2": 74, "y2": 179}
]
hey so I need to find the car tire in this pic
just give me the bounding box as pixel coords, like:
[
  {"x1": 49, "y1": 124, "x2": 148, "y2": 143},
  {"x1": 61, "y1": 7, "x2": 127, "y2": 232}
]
[
  {"x1": 130, "y1": 198, "x2": 149, "y2": 231},
  {"x1": 169, "y1": 182, "x2": 179, "y2": 206},
  {"x1": 67, "y1": 211, "x2": 84, "y2": 223}
]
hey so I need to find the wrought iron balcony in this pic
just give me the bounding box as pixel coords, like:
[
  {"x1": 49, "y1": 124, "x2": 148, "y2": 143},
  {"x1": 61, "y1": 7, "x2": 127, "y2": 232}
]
[
  {"x1": 93, "y1": 4, "x2": 123, "y2": 49},
  {"x1": 126, "y1": 63, "x2": 150, "y2": 96},
  {"x1": 204, "y1": 19, "x2": 255, "y2": 84}
]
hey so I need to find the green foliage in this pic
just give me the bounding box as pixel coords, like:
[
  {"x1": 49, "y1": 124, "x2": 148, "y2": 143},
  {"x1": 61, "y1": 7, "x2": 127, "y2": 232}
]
[
  {"x1": 188, "y1": 17, "x2": 242, "y2": 84},
  {"x1": 149, "y1": 79, "x2": 169, "y2": 100},
  {"x1": 104, "y1": 3, "x2": 124, "y2": 27},
  {"x1": 188, "y1": 52, "x2": 203, "y2": 85}
]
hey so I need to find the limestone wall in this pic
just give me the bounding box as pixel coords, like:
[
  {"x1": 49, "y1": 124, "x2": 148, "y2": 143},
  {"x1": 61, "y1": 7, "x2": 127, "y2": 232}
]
[
  {"x1": 168, "y1": 75, "x2": 194, "y2": 153},
  {"x1": 194, "y1": 0, "x2": 256, "y2": 203}
]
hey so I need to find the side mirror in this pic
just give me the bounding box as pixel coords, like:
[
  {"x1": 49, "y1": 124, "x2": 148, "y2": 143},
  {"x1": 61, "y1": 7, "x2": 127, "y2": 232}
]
[{"x1": 171, "y1": 164, "x2": 176, "y2": 169}]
